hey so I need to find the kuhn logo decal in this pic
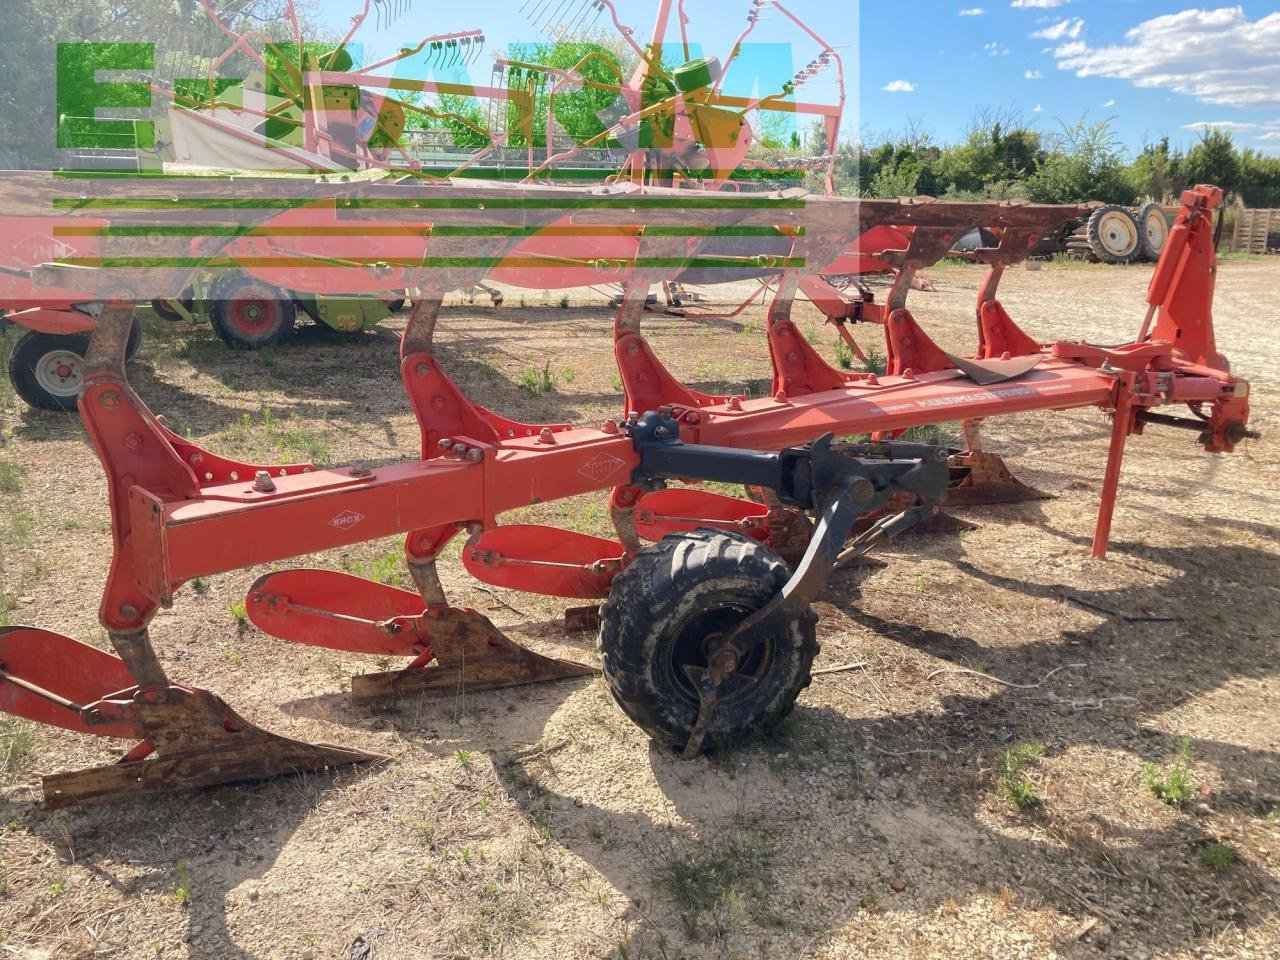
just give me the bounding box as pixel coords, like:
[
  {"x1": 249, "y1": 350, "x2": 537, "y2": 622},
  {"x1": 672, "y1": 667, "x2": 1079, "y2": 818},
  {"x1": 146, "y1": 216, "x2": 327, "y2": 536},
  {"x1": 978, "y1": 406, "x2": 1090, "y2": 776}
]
[
  {"x1": 329, "y1": 510, "x2": 365, "y2": 530},
  {"x1": 578, "y1": 454, "x2": 627, "y2": 483}
]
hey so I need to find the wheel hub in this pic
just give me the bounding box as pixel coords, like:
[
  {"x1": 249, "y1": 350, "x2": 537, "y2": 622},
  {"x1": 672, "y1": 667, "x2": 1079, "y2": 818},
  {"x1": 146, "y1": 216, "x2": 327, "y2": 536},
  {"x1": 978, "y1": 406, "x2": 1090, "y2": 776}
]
[{"x1": 34, "y1": 349, "x2": 84, "y2": 397}]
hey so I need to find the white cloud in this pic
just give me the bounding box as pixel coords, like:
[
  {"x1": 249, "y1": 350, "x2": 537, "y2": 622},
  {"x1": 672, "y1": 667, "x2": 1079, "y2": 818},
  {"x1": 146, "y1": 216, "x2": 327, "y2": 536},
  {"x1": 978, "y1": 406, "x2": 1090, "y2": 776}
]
[
  {"x1": 1051, "y1": 7, "x2": 1280, "y2": 109},
  {"x1": 1033, "y1": 103, "x2": 1044, "y2": 113},
  {"x1": 1025, "y1": 69, "x2": 1043, "y2": 79},
  {"x1": 984, "y1": 41, "x2": 1011, "y2": 56},
  {"x1": 1184, "y1": 118, "x2": 1280, "y2": 145},
  {"x1": 1012, "y1": 0, "x2": 1068, "y2": 7},
  {"x1": 883, "y1": 80, "x2": 917, "y2": 93},
  {"x1": 1033, "y1": 17, "x2": 1085, "y2": 41},
  {"x1": 959, "y1": 7, "x2": 986, "y2": 14},
  {"x1": 1101, "y1": 98, "x2": 1116, "y2": 108}
]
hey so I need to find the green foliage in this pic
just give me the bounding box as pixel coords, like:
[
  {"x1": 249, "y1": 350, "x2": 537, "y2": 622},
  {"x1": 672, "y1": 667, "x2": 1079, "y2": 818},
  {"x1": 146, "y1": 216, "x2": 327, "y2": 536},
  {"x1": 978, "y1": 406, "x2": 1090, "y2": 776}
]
[
  {"x1": 1198, "y1": 843, "x2": 1236, "y2": 872},
  {"x1": 1144, "y1": 738, "x2": 1195, "y2": 806},
  {"x1": 825, "y1": 109, "x2": 1280, "y2": 206},
  {"x1": 833, "y1": 338, "x2": 854, "y2": 370},
  {"x1": 174, "y1": 861, "x2": 192, "y2": 906},
  {"x1": 998, "y1": 741, "x2": 1046, "y2": 811},
  {"x1": 505, "y1": 41, "x2": 630, "y2": 149},
  {"x1": 651, "y1": 827, "x2": 779, "y2": 940},
  {"x1": 518, "y1": 361, "x2": 555, "y2": 395},
  {"x1": 1, "y1": 717, "x2": 35, "y2": 781}
]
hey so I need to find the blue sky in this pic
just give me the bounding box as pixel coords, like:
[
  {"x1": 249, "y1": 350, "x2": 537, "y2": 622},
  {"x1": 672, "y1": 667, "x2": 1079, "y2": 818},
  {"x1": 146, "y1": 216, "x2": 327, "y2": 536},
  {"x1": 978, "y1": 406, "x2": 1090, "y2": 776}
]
[{"x1": 312, "y1": 1, "x2": 1280, "y2": 156}]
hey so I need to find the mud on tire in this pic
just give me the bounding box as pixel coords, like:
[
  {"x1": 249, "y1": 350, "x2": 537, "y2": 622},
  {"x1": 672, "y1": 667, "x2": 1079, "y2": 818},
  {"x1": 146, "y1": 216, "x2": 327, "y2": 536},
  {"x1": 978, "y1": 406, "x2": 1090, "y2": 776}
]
[{"x1": 598, "y1": 528, "x2": 818, "y2": 754}]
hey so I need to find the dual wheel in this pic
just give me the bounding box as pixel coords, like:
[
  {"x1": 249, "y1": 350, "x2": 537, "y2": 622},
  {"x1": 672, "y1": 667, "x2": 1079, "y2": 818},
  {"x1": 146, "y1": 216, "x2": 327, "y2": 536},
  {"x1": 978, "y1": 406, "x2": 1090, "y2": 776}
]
[
  {"x1": 1087, "y1": 203, "x2": 1169, "y2": 264},
  {"x1": 599, "y1": 529, "x2": 819, "y2": 753}
]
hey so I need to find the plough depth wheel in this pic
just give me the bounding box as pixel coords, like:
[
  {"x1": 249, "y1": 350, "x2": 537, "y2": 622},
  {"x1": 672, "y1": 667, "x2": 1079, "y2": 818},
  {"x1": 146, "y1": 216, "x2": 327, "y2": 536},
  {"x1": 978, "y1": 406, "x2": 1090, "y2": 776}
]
[
  {"x1": 8, "y1": 325, "x2": 142, "y2": 411},
  {"x1": 599, "y1": 529, "x2": 818, "y2": 754}
]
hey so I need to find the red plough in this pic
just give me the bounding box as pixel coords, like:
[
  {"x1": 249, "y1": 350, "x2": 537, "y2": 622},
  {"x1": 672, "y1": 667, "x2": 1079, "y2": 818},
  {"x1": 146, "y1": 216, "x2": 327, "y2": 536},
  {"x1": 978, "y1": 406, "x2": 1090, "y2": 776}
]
[{"x1": 0, "y1": 173, "x2": 1255, "y2": 805}]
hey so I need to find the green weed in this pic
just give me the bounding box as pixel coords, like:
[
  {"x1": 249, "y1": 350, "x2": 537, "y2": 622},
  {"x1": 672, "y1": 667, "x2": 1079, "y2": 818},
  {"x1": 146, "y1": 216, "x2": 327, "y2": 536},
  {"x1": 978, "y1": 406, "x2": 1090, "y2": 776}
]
[
  {"x1": 1198, "y1": 843, "x2": 1236, "y2": 872},
  {"x1": 998, "y1": 741, "x2": 1046, "y2": 811},
  {"x1": 518, "y1": 362, "x2": 555, "y2": 395},
  {"x1": 1144, "y1": 738, "x2": 1195, "y2": 806}
]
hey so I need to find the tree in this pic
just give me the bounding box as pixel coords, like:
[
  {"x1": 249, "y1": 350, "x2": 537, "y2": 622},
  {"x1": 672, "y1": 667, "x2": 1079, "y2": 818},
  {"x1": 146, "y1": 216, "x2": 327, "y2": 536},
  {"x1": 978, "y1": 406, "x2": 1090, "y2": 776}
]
[
  {"x1": 1026, "y1": 116, "x2": 1135, "y2": 205},
  {"x1": 1181, "y1": 128, "x2": 1242, "y2": 198}
]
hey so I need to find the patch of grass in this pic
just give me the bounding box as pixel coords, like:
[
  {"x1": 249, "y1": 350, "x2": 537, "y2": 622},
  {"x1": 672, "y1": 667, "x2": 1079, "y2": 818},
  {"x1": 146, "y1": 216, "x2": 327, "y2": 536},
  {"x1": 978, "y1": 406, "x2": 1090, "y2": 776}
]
[
  {"x1": 1, "y1": 717, "x2": 36, "y2": 781},
  {"x1": 1144, "y1": 738, "x2": 1195, "y2": 807},
  {"x1": 0, "y1": 460, "x2": 22, "y2": 495},
  {"x1": 834, "y1": 338, "x2": 855, "y2": 370},
  {"x1": 651, "y1": 825, "x2": 780, "y2": 940},
  {"x1": 217, "y1": 407, "x2": 331, "y2": 466},
  {"x1": 1198, "y1": 842, "x2": 1237, "y2": 872},
  {"x1": 456, "y1": 748, "x2": 472, "y2": 767},
  {"x1": 518, "y1": 361, "x2": 555, "y2": 395},
  {"x1": 46, "y1": 880, "x2": 67, "y2": 898},
  {"x1": 998, "y1": 741, "x2": 1045, "y2": 811},
  {"x1": 459, "y1": 883, "x2": 530, "y2": 952},
  {"x1": 228, "y1": 600, "x2": 248, "y2": 622},
  {"x1": 174, "y1": 861, "x2": 192, "y2": 906},
  {"x1": 861, "y1": 346, "x2": 888, "y2": 376},
  {"x1": 561, "y1": 366, "x2": 576, "y2": 385},
  {"x1": 558, "y1": 294, "x2": 570, "y2": 309},
  {"x1": 346, "y1": 549, "x2": 403, "y2": 586}
]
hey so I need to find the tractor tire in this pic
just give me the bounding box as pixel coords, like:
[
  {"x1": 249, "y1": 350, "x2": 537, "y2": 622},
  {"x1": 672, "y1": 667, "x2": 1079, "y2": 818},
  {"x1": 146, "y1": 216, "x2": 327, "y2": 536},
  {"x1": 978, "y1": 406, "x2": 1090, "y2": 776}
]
[
  {"x1": 8, "y1": 323, "x2": 142, "y2": 412},
  {"x1": 598, "y1": 529, "x2": 818, "y2": 754},
  {"x1": 151, "y1": 287, "x2": 196, "y2": 322},
  {"x1": 1086, "y1": 205, "x2": 1142, "y2": 264},
  {"x1": 1135, "y1": 202, "x2": 1170, "y2": 262},
  {"x1": 209, "y1": 277, "x2": 296, "y2": 350}
]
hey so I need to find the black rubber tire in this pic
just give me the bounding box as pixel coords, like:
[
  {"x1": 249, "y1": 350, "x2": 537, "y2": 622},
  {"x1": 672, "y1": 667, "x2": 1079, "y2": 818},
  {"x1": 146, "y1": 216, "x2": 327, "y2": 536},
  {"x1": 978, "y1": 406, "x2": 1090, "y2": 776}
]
[
  {"x1": 8, "y1": 322, "x2": 142, "y2": 412},
  {"x1": 1086, "y1": 205, "x2": 1142, "y2": 264},
  {"x1": 208, "y1": 276, "x2": 296, "y2": 350},
  {"x1": 151, "y1": 287, "x2": 196, "y2": 323},
  {"x1": 8, "y1": 331, "x2": 89, "y2": 411},
  {"x1": 598, "y1": 528, "x2": 818, "y2": 754},
  {"x1": 1135, "y1": 201, "x2": 1169, "y2": 262}
]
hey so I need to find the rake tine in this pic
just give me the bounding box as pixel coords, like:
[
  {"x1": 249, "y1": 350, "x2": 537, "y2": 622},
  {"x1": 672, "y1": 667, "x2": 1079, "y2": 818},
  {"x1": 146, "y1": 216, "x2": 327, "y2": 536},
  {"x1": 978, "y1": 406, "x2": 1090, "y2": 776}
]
[
  {"x1": 525, "y1": 0, "x2": 556, "y2": 27},
  {"x1": 537, "y1": 0, "x2": 572, "y2": 32},
  {"x1": 541, "y1": 0, "x2": 577, "y2": 33},
  {"x1": 563, "y1": 0, "x2": 596, "y2": 38}
]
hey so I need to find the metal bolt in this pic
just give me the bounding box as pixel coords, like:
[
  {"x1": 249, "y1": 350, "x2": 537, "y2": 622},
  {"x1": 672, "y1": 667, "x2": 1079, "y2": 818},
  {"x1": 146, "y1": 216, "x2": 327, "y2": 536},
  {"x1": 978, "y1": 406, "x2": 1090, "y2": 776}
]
[
  {"x1": 452, "y1": 444, "x2": 469, "y2": 457},
  {"x1": 101, "y1": 392, "x2": 119, "y2": 408},
  {"x1": 119, "y1": 603, "x2": 139, "y2": 621},
  {"x1": 124, "y1": 433, "x2": 142, "y2": 450},
  {"x1": 538, "y1": 427, "x2": 555, "y2": 444},
  {"x1": 416, "y1": 363, "x2": 430, "y2": 376},
  {"x1": 438, "y1": 438, "x2": 454, "y2": 451},
  {"x1": 655, "y1": 426, "x2": 669, "y2": 438},
  {"x1": 351, "y1": 463, "x2": 372, "y2": 477},
  {"x1": 466, "y1": 448, "x2": 483, "y2": 462},
  {"x1": 602, "y1": 419, "x2": 619, "y2": 434},
  {"x1": 727, "y1": 396, "x2": 743, "y2": 411},
  {"x1": 253, "y1": 470, "x2": 276, "y2": 492},
  {"x1": 627, "y1": 411, "x2": 639, "y2": 424}
]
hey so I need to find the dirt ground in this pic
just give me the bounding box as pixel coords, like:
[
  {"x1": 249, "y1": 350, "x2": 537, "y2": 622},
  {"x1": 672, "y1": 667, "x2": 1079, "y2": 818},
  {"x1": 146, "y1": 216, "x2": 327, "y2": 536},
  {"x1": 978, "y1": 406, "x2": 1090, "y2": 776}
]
[{"x1": 0, "y1": 258, "x2": 1277, "y2": 960}]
